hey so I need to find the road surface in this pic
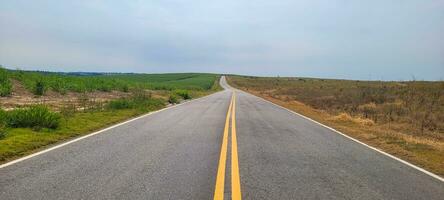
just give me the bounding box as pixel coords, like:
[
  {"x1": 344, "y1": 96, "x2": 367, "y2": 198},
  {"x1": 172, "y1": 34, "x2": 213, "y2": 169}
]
[{"x1": 1, "y1": 77, "x2": 443, "y2": 199}]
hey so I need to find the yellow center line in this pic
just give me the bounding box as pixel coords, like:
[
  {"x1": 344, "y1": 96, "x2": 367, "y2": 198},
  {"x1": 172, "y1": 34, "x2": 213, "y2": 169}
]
[
  {"x1": 231, "y1": 92, "x2": 242, "y2": 200},
  {"x1": 214, "y1": 92, "x2": 234, "y2": 200}
]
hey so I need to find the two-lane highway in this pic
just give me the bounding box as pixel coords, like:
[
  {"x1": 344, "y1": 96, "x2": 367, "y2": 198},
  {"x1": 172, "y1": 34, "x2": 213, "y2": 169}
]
[
  {"x1": 1, "y1": 76, "x2": 443, "y2": 199},
  {"x1": 235, "y1": 90, "x2": 443, "y2": 199},
  {"x1": 0, "y1": 79, "x2": 233, "y2": 200}
]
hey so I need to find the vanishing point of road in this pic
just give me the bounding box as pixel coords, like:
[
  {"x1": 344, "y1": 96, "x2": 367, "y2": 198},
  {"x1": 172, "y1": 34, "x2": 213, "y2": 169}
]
[{"x1": 1, "y1": 77, "x2": 443, "y2": 199}]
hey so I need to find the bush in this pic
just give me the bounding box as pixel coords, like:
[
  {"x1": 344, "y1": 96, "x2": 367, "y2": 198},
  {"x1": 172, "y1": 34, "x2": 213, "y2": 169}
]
[
  {"x1": 137, "y1": 98, "x2": 165, "y2": 112},
  {"x1": 6, "y1": 105, "x2": 61, "y2": 129},
  {"x1": 121, "y1": 84, "x2": 129, "y2": 92},
  {"x1": 108, "y1": 99, "x2": 133, "y2": 109},
  {"x1": 0, "y1": 83, "x2": 12, "y2": 97},
  {"x1": 168, "y1": 94, "x2": 179, "y2": 104},
  {"x1": 52, "y1": 80, "x2": 67, "y2": 95},
  {"x1": 175, "y1": 90, "x2": 191, "y2": 100},
  {"x1": 107, "y1": 94, "x2": 165, "y2": 111},
  {"x1": 34, "y1": 80, "x2": 45, "y2": 96},
  {"x1": 0, "y1": 67, "x2": 12, "y2": 97},
  {"x1": 98, "y1": 84, "x2": 111, "y2": 92}
]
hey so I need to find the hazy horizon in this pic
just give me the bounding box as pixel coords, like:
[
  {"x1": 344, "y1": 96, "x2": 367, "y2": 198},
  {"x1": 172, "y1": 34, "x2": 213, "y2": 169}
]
[{"x1": 1, "y1": 1, "x2": 443, "y2": 80}]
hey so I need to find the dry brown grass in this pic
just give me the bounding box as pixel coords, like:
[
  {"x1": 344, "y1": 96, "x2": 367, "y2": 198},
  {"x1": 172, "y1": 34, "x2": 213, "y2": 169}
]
[
  {"x1": 330, "y1": 112, "x2": 375, "y2": 126},
  {"x1": 228, "y1": 76, "x2": 444, "y2": 176}
]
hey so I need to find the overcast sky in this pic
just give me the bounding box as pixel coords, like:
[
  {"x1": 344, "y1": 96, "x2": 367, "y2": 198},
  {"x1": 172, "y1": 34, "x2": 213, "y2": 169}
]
[{"x1": 1, "y1": 1, "x2": 443, "y2": 80}]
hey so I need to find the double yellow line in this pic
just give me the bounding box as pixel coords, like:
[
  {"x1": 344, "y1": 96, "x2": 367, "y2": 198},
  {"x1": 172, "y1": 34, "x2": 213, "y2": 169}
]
[{"x1": 214, "y1": 92, "x2": 242, "y2": 200}]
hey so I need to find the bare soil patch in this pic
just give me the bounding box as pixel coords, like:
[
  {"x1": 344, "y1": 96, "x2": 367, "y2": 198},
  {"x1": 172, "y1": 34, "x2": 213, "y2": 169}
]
[{"x1": 0, "y1": 80, "x2": 129, "y2": 110}]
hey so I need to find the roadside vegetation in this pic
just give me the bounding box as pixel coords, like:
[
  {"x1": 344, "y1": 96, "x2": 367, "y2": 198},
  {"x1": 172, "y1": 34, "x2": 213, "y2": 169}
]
[
  {"x1": 5, "y1": 105, "x2": 61, "y2": 130},
  {"x1": 0, "y1": 67, "x2": 12, "y2": 97},
  {"x1": 7, "y1": 70, "x2": 217, "y2": 94},
  {"x1": 228, "y1": 76, "x2": 444, "y2": 176},
  {"x1": 0, "y1": 67, "x2": 221, "y2": 162}
]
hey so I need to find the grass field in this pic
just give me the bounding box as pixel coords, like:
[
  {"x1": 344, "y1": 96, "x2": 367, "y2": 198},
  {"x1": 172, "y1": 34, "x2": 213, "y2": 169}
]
[
  {"x1": 0, "y1": 68, "x2": 221, "y2": 162},
  {"x1": 228, "y1": 75, "x2": 444, "y2": 176},
  {"x1": 1, "y1": 68, "x2": 217, "y2": 95}
]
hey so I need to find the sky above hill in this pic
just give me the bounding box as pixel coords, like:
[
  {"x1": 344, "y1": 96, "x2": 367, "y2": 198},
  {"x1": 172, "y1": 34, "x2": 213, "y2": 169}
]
[{"x1": 0, "y1": 0, "x2": 443, "y2": 80}]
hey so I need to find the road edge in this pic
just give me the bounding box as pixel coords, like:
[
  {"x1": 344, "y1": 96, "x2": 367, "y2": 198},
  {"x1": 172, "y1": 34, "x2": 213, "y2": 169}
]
[
  {"x1": 233, "y1": 87, "x2": 444, "y2": 182},
  {"x1": 0, "y1": 90, "x2": 225, "y2": 169}
]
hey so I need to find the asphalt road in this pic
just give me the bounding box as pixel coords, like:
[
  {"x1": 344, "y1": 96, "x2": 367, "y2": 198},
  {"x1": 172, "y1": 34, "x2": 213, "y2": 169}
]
[{"x1": 1, "y1": 77, "x2": 443, "y2": 199}]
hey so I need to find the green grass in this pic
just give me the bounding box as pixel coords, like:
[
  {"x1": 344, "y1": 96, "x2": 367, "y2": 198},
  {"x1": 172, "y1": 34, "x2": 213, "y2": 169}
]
[
  {"x1": 0, "y1": 109, "x2": 144, "y2": 161},
  {"x1": 6, "y1": 69, "x2": 219, "y2": 94},
  {"x1": 0, "y1": 98, "x2": 166, "y2": 162}
]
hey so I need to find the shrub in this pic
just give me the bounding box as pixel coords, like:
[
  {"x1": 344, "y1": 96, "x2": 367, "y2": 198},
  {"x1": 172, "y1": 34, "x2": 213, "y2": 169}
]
[
  {"x1": 121, "y1": 84, "x2": 129, "y2": 92},
  {"x1": 34, "y1": 80, "x2": 45, "y2": 96},
  {"x1": 6, "y1": 105, "x2": 61, "y2": 129},
  {"x1": 0, "y1": 109, "x2": 6, "y2": 121},
  {"x1": 168, "y1": 94, "x2": 179, "y2": 104},
  {"x1": 52, "y1": 80, "x2": 67, "y2": 95},
  {"x1": 358, "y1": 102, "x2": 377, "y2": 115},
  {"x1": 0, "y1": 67, "x2": 12, "y2": 96},
  {"x1": 175, "y1": 90, "x2": 191, "y2": 100},
  {"x1": 98, "y1": 84, "x2": 111, "y2": 92},
  {"x1": 137, "y1": 98, "x2": 164, "y2": 112},
  {"x1": 107, "y1": 94, "x2": 165, "y2": 111},
  {"x1": 108, "y1": 99, "x2": 133, "y2": 109},
  {"x1": 0, "y1": 83, "x2": 12, "y2": 97}
]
